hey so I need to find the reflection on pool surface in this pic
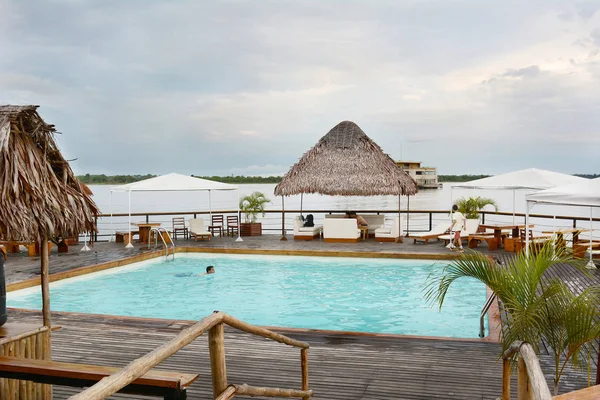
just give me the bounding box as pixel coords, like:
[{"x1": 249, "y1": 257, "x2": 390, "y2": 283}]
[{"x1": 8, "y1": 253, "x2": 487, "y2": 337}]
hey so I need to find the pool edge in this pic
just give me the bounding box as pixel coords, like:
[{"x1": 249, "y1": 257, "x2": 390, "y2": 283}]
[
  {"x1": 8, "y1": 308, "x2": 502, "y2": 343},
  {"x1": 7, "y1": 246, "x2": 458, "y2": 292}
]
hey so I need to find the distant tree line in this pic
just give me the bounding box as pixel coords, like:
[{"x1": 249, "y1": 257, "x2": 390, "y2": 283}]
[
  {"x1": 438, "y1": 175, "x2": 490, "y2": 182},
  {"x1": 193, "y1": 175, "x2": 282, "y2": 184},
  {"x1": 77, "y1": 173, "x2": 600, "y2": 185},
  {"x1": 575, "y1": 174, "x2": 600, "y2": 179},
  {"x1": 77, "y1": 174, "x2": 157, "y2": 184}
]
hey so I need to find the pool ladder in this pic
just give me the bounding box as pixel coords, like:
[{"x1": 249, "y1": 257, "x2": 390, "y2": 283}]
[
  {"x1": 148, "y1": 227, "x2": 175, "y2": 261},
  {"x1": 479, "y1": 292, "x2": 497, "y2": 338}
]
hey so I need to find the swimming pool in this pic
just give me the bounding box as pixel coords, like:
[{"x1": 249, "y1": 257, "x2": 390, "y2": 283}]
[{"x1": 8, "y1": 253, "x2": 487, "y2": 338}]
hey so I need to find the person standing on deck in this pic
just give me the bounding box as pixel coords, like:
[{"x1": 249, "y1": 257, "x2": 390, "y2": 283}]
[{"x1": 449, "y1": 205, "x2": 466, "y2": 252}]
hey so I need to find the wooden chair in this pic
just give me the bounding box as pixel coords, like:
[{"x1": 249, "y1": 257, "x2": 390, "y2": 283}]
[
  {"x1": 208, "y1": 215, "x2": 224, "y2": 237},
  {"x1": 515, "y1": 228, "x2": 551, "y2": 254},
  {"x1": 227, "y1": 215, "x2": 239, "y2": 237},
  {"x1": 172, "y1": 217, "x2": 188, "y2": 240}
]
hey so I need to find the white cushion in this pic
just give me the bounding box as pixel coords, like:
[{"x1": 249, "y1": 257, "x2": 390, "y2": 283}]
[
  {"x1": 189, "y1": 218, "x2": 211, "y2": 235},
  {"x1": 323, "y1": 219, "x2": 360, "y2": 239},
  {"x1": 375, "y1": 216, "x2": 402, "y2": 239}
]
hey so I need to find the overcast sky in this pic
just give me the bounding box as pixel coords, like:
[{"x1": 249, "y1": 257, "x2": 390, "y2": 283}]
[{"x1": 1, "y1": 0, "x2": 600, "y2": 176}]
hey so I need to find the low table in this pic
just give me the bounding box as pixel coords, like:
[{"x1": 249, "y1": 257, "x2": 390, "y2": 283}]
[
  {"x1": 359, "y1": 226, "x2": 369, "y2": 240},
  {"x1": 131, "y1": 223, "x2": 162, "y2": 244}
]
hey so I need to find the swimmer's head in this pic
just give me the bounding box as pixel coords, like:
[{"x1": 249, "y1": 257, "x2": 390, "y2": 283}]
[{"x1": 206, "y1": 266, "x2": 215, "y2": 274}]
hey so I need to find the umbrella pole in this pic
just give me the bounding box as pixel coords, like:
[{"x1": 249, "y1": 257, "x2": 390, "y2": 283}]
[
  {"x1": 236, "y1": 189, "x2": 243, "y2": 242},
  {"x1": 406, "y1": 195, "x2": 410, "y2": 237},
  {"x1": 586, "y1": 207, "x2": 595, "y2": 269},
  {"x1": 512, "y1": 189, "x2": 516, "y2": 225},
  {"x1": 525, "y1": 202, "x2": 530, "y2": 258},
  {"x1": 300, "y1": 193, "x2": 303, "y2": 217},
  {"x1": 397, "y1": 194, "x2": 403, "y2": 243},
  {"x1": 281, "y1": 196, "x2": 287, "y2": 241},
  {"x1": 450, "y1": 186, "x2": 454, "y2": 222},
  {"x1": 126, "y1": 189, "x2": 133, "y2": 248},
  {"x1": 209, "y1": 190, "x2": 212, "y2": 217},
  {"x1": 109, "y1": 190, "x2": 114, "y2": 242},
  {"x1": 41, "y1": 232, "x2": 51, "y2": 328}
]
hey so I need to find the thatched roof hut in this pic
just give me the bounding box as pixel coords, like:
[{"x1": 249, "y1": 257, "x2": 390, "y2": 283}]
[
  {"x1": 274, "y1": 121, "x2": 417, "y2": 197},
  {"x1": 0, "y1": 105, "x2": 99, "y2": 242}
]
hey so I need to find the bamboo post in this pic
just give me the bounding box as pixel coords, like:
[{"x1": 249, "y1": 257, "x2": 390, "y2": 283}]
[
  {"x1": 502, "y1": 358, "x2": 511, "y2": 400},
  {"x1": 234, "y1": 383, "x2": 314, "y2": 398},
  {"x1": 301, "y1": 348, "x2": 309, "y2": 400},
  {"x1": 209, "y1": 322, "x2": 228, "y2": 399},
  {"x1": 517, "y1": 356, "x2": 532, "y2": 400},
  {"x1": 41, "y1": 233, "x2": 51, "y2": 329},
  {"x1": 596, "y1": 346, "x2": 600, "y2": 385}
]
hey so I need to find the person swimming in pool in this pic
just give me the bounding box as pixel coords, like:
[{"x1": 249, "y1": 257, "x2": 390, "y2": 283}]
[
  {"x1": 196, "y1": 266, "x2": 215, "y2": 276},
  {"x1": 176, "y1": 266, "x2": 215, "y2": 277}
]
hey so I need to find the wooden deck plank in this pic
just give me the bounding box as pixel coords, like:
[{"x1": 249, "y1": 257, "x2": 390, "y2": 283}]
[{"x1": 5, "y1": 310, "x2": 591, "y2": 399}]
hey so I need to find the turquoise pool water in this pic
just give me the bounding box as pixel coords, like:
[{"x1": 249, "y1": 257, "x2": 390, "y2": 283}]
[{"x1": 7, "y1": 254, "x2": 487, "y2": 337}]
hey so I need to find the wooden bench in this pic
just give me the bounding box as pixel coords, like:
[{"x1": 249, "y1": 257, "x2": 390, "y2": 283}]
[
  {"x1": 115, "y1": 231, "x2": 139, "y2": 244},
  {"x1": 468, "y1": 234, "x2": 499, "y2": 251},
  {"x1": 0, "y1": 356, "x2": 198, "y2": 399}
]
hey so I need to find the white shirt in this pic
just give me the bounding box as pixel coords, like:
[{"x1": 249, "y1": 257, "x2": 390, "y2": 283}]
[{"x1": 452, "y1": 211, "x2": 466, "y2": 231}]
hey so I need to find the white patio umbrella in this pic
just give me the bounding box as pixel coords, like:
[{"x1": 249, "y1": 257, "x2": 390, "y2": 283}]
[
  {"x1": 111, "y1": 173, "x2": 240, "y2": 247},
  {"x1": 526, "y1": 178, "x2": 600, "y2": 267},
  {"x1": 452, "y1": 168, "x2": 588, "y2": 223}
]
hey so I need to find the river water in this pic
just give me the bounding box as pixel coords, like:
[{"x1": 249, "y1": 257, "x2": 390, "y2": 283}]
[{"x1": 88, "y1": 183, "x2": 599, "y2": 239}]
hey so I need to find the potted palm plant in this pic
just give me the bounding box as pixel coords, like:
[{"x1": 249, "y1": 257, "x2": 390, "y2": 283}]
[
  {"x1": 455, "y1": 196, "x2": 498, "y2": 220},
  {"x1": 239, "y1": 192, "x2": 271, "y2": 236}
]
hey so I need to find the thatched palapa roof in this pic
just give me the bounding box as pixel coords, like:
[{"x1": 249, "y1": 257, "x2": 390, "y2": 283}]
[
  {"x1": 275, "y1": 121, "x2": 417, "y2": 197},
  {"x1": 0, "y1": 105, "x2": 99, "y2": 241}
]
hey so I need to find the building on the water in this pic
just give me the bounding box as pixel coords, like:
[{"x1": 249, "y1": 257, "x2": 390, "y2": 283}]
[{"x1": 396, "y1": 160, "x2": 440, "y2": 189}]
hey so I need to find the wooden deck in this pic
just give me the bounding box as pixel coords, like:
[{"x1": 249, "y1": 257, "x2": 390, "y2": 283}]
[
  {"x1": 10, "y1": 309, "x2": 589, "y2": 400},
  {"x1": 3, "y1": 236, "x2": 600, "y2": 398}
]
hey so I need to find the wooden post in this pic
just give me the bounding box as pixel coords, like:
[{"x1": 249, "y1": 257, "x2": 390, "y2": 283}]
[
  {"x1": 209, "y1": 323, "x2": 227, "y2": 399},
  {"x1": 517, "y1": 355, "x2": 532, "y2": 400},
  {"x1": 301, "y1": 348, "x2": 309, "y2": 400},
  {"x1": 502, "y1": 358, "x2": 511, "y2": 400},
  {"x1": 41, "y1": 233, "x2": 51, "y2": 329},
  {"x1": 280, "y1": 196, "x2": 287, "y2": 241},
  {"x1": 596, "y1": 346, "x2": 600, "y2": 385}
]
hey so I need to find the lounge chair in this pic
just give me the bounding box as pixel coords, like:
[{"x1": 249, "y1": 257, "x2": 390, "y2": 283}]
[
  {"x1": 407, "y1": 221, "x2": 452, "y2": 244},
  {"x1": 293, "y1": 217, "x2": 323, "y2": 240},
  {"x1": 439, "y1": 219, "x2": 480, "y2": 246},
  {"x1": 189, "y1": 218, "x2": 212, "y2": 241},
  {"x1": 375, "y1": 216, "x2": 402, "y2": 242}
]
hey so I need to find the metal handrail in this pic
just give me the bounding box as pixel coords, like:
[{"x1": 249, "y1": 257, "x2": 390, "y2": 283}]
[
  {"x1": 147, "y1": 227, "x2": 175, "y2": 261},
  {"x1": 479, "y1": 292, "x2": 497, "y2": 338}
]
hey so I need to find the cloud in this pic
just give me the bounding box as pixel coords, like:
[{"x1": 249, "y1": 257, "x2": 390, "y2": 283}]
[{"x1": 1, "y1": 0, "x2": 600, "y2": 176}]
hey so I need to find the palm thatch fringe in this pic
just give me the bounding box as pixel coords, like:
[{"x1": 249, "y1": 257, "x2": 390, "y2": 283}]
[
  {"x1": 0, "y1": 105, "x2": 99, "y2": 241},
  {"x1": 275, "y1": 121, "x2": 417, "y2": 197}
]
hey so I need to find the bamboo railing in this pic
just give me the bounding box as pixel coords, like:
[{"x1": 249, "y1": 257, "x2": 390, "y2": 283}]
[
  {"x1": 94, "y1": 208, "x2": 600, "y2": 241},
  {"x1": 0, "y1": 326, "x2": 52, "y2": 399},
  {"x1": 68, "y1": 311, "x2": 313, "y2": 400},
  {"x1": 502, "y1": 341, "x2": 552, "y2": 400}
]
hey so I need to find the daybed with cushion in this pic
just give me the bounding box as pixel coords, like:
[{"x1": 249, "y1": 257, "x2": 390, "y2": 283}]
[
  {"x1": 407, "y1": 221, "x2": 452, "y2": 244},
  {"x1": 324, "y1": 214, "x2": 384, "y2": 237},
  {"x1": 189, "y1": 218, "x2": 212, "y2": 241},
  {"x1": 375, "y1": 216, "x2": 403, "y2": 242},
  {"x1": 439, "y1": 219, "x2": 480, "y2": 246},
  {"x1": 293, "y1": 217, "x2": 323, "y2": 240},
  {"x1": 323, "y1": 218, "x2": 361, "y2": 243}
]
